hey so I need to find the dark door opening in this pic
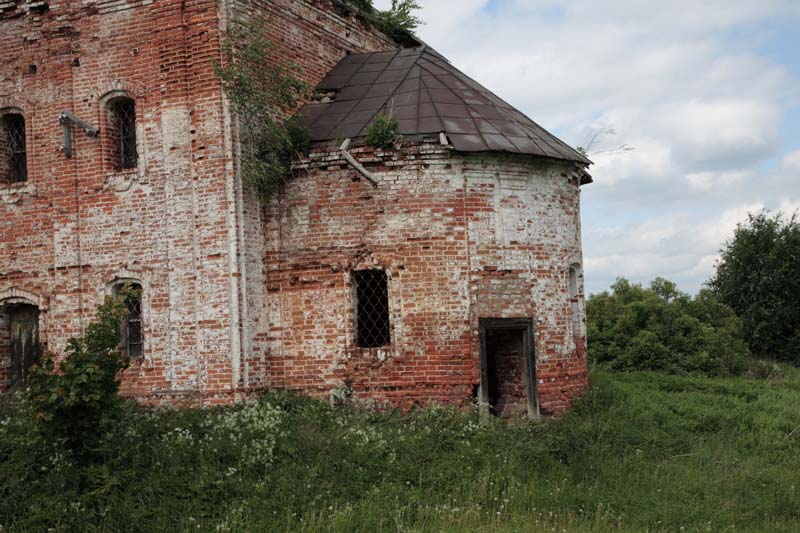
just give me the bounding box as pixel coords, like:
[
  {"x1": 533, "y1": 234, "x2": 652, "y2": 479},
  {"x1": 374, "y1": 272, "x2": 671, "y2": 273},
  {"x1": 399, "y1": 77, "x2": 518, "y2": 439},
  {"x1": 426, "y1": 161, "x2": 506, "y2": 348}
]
[
  {"x1": 8, "y1": 304, "x2": 41, "y2": 390},
  {"x1": 479, "y1": 318, "x2": 539, "y2": 420}
]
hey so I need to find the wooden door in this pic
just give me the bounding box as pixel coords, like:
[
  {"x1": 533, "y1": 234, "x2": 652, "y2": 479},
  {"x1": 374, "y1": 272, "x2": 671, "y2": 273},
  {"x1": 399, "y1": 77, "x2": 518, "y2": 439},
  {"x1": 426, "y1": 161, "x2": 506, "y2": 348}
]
[{"x1": 9, "y1": 305, "x2": 40, "y2": 389}]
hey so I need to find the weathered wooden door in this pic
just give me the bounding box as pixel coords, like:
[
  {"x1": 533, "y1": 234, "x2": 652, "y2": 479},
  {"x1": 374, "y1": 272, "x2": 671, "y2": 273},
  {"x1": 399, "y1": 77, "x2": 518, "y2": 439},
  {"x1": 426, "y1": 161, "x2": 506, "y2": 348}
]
[{"x1": 9, "y1": 305, "x2": 40, "y2": 389}]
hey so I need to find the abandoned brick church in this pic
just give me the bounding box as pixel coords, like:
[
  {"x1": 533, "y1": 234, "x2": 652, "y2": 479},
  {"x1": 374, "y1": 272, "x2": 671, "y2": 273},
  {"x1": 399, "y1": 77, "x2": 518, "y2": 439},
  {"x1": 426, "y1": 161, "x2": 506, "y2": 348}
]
[{"x1": 0, "y1": 0, "x2": 591, "y2": 417}]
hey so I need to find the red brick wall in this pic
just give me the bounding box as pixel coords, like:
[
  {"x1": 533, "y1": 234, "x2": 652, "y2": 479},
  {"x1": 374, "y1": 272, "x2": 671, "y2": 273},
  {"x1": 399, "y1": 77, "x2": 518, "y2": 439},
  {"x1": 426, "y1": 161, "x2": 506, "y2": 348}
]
[
  {"x1": 227, "y1": 0, "x2": 397, "y2": 393},
  {"x1": 1, "y1": 0, "x2": 588, "y2": 413},
  {"x1": 0, "y1": 306, "x2": 10, "y2": 391},
  {"x1": 0, "y1": 0, "x2": 395, "y2": 403},
  {"x1": 261, "y1": 143, "x2": 590, "y2": 415}
]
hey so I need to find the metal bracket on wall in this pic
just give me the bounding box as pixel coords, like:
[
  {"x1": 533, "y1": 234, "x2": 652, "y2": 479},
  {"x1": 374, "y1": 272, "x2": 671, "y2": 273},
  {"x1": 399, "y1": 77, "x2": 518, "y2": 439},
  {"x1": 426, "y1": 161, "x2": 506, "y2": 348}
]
[
  {"x1": 59, "y1": 111, "x2": 100, "y2": 159},
  {"x1": 339, "y1": 138, "x2": 379, "y2": 188}
]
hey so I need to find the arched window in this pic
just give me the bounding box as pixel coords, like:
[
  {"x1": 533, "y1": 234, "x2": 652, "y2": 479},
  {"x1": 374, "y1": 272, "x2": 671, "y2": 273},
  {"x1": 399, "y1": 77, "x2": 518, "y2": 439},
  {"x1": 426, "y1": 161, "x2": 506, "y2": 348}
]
[
  {"x1": 105, "y1": 97, "x2": 138, "y2": 170},
  {"x1": 568, "y1": 265, "x2": 582, "y2": 342},
  {"x1": 112, "y1": 282, "x2": 144, "y2": 359},
  {"x1": 1, "y1": 113, "x2": 27, "y2": 184}
]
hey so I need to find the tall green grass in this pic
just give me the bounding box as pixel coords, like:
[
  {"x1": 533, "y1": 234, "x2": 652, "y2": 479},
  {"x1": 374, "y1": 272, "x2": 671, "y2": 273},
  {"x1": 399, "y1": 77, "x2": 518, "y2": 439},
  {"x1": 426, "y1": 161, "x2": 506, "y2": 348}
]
[{"x1": 1, "y1": 367, "x2": 799, "y2": 531}]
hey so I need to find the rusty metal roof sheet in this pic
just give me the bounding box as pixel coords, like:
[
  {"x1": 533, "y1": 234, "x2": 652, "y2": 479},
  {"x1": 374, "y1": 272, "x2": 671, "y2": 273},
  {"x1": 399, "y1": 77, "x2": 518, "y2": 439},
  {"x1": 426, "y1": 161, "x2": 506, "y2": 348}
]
[{"x1": 297, "y1": 46, "x2": 590, "y2": 165}]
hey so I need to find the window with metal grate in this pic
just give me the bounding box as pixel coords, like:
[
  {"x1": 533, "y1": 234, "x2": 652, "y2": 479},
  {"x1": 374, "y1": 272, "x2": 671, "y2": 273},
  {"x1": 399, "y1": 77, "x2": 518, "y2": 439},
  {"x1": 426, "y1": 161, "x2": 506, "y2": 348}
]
[
  {"x1": 1, "y1": 113, "x2": 27, "y2": 183},
  {"x1": 106, "y1": 97, "x2": 138, "y2": 169},
  {"x1": 353, "y1": 270, "x2": 390, "y2": 348},
  {"x1": 113, "y1": 282, "x2": 144, "y2": 359}
]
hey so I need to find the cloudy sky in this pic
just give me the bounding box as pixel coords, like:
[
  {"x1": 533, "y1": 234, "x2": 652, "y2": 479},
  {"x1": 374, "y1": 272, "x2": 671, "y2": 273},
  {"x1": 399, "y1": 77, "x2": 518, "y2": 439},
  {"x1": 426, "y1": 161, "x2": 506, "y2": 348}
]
[{"x1": 373, "y1": 0, "x2": 800, "y2": 294}]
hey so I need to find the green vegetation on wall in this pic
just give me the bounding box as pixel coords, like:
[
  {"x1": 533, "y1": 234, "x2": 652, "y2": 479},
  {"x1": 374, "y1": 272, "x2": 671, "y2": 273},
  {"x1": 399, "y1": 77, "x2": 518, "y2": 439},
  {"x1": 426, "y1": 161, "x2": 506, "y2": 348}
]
[
  {"x1": 27, "y1": 287, "x2": 135, "y2": 463},
  {"x1": 214, "y1": 18, "x2": 311, "y2": 205},
  {"x1": 587, "y1": 277, "x2": 748, "y2": 376},
  {"x1": 336, "y1": 0, "x2": 423, "y2": 45}
]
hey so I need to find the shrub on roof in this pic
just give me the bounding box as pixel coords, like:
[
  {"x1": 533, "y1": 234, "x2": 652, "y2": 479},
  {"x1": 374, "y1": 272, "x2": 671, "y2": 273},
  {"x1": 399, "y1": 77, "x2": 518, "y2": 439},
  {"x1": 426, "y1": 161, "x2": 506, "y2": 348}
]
[{"x1": 365, "y1": 113, "x2": 403, "y2": 149}]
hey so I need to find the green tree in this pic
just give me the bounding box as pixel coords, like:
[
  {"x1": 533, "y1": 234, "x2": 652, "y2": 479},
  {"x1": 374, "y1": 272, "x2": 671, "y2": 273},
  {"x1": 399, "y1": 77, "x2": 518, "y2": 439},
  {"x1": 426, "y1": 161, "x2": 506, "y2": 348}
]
[
  {"x1": 587, "y1": 278, "x2": 748, "y2": 376},
  {"x1": 27, "y1": 288, "x2": 134, "y2": 462},
  {"x1": 709, "y1": 211, "x2": 800, "y2": 364}
]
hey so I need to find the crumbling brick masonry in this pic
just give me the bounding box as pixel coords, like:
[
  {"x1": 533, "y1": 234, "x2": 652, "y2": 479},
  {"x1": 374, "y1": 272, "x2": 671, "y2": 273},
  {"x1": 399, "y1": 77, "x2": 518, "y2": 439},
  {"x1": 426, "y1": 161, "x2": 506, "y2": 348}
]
[{"x1": 0, "y1": 0, "x2": 590, "y2": 416}]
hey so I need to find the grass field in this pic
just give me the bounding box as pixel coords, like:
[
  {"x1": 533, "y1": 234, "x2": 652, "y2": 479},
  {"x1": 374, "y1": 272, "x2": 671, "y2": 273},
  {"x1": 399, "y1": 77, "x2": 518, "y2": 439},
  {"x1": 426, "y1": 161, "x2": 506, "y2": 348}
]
[{"x1": 1, "y1": 366, "x2": 799, "y2": 531}]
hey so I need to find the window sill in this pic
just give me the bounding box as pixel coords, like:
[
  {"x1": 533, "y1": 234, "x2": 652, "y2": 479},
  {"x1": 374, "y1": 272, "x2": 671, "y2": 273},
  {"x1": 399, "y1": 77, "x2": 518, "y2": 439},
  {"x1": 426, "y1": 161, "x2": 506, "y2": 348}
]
[
  {"x1": 104, "y1": 168, "x2": 147, "y2": 192},
  {"x1": 0, "y1": 181, "x2": 37, "y2": 205}
]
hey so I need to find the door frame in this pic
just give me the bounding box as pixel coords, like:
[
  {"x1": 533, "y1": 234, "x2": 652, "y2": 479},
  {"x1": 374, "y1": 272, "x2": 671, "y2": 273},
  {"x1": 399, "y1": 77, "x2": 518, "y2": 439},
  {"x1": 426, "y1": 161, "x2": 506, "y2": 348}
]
[
  {"x1": 478, "y1": 317, "x2": 540, "y2": 421},
  {"x1": 6, "y1": 303, "x2": 41, "y2": 390}
]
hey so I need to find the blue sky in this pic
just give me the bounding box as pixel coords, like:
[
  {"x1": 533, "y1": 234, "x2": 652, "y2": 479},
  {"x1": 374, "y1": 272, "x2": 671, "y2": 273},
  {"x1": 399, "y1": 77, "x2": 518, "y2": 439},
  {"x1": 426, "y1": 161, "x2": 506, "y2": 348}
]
[{"x1": 373, "y1": 0, "x2": 800, "y2": 294}]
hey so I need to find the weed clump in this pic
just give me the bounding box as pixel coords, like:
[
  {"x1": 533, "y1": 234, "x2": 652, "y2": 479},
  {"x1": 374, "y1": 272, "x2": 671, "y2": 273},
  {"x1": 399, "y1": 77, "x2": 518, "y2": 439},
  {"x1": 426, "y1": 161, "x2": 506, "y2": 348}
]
[
  {"x1": 27, "y1": 286, "x2": 135, "y2": 463},
  {"x1": 365, "y1": 113, "x2": 403, "y2": 149},
  {"x1": 337, "y1": 0, "x2": 422, "y2": 45}
]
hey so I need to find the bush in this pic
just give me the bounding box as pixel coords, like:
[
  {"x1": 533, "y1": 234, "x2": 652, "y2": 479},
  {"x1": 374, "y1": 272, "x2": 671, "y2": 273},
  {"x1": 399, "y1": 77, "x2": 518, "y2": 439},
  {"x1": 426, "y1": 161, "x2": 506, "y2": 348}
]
[
  {"x1": 27, "y1": 288, "x2": 133, "y2": 462},
  {"x1": 338, "y1": 0, "x2": 422, "y2": 44},
  {"x1": 3, "y1": 371, "x2": 800, "y2": 531},
  {"x1": 365, "y1": 113, "x2": 403, "y2": 149},
  {"x1": 587, "y1": 278, "x2": 748, "y2": 375},
  {"x1": 709, "y1": 211, "x2": 800, "y2": 364}
]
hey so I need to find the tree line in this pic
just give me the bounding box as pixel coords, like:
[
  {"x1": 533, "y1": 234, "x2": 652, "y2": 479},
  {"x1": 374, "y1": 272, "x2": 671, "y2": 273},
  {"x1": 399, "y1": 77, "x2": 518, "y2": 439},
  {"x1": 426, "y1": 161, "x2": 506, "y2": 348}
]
[{"x1": 588, "y1": 211, "x2": 800, "y2": 375}]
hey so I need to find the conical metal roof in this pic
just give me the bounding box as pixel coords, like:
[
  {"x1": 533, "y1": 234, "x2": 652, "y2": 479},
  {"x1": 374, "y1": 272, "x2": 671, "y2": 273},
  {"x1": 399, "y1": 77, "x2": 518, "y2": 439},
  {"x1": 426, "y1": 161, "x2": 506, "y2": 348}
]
[{"x1": 297, "y1": 46, "x2": 590, "y2": 165}]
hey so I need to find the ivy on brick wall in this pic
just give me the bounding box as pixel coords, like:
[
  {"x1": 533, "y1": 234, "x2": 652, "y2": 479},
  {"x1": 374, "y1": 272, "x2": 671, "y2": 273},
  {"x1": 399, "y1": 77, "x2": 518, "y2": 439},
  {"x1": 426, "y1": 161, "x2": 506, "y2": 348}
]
[{"x1": 214, "y1": 17, "x2": 311, "y2": 204}]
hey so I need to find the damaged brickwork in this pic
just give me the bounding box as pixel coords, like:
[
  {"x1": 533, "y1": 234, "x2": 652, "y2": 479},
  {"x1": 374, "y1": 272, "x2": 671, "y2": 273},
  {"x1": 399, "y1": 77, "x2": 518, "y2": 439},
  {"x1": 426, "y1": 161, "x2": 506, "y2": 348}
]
[
  {"x1": 257, "y1": 142, "x2": 588, "y2": 415},
  {"x1": 1, "y1": 0, "x2": 590, "y2": 415},
  {"x1": 0, "y1": 0, "x2": 394, "y2": 403}
]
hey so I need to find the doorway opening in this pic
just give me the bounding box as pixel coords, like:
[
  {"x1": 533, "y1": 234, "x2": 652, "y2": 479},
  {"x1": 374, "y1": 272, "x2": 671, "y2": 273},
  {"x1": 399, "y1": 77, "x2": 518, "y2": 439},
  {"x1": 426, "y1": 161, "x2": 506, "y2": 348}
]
[
  {"x1": 0, "y1": 304, "x2": 41, "y2": 392},
  {"x1": 479, "y1": 318, "x2": 539, "y2": 420}
]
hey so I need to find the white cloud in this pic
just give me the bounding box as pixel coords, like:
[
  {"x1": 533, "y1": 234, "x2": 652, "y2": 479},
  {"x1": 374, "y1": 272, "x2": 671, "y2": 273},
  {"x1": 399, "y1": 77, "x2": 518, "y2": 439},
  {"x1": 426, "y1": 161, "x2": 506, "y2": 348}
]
[
  {"x1": 374, "y1": 0, "x2": 800, "y2": 292},
  {"x1": 778, "y1": 198, "x2": 800, "y2": 216},
  {"x1": 782, "y1": 150, "x2": 800, "y2": 172},
  {"x1": 685, "y1": 170, "x2": 750, "y2": 192},
  {"x1": 686, "y1": 173, "x2": 714, "y2": 192},
  {"x1": 583, "y1": 203, "x2": 765, "y2": 293},
  {"x1": 655, "y1": 99, "x2": 781, "y2": 168},
  {"x1": 591, "y1": 138, "x2": 672, "y2": 186}
]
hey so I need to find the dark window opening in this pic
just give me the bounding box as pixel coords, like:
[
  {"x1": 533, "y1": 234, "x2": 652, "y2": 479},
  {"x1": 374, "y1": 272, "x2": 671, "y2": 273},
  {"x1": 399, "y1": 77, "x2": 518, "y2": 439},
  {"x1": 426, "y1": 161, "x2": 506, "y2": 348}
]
[
  {"x1": 106, "y1": 97, "x2": 138, "y2": 170},
  {"x1": 353, "y1": 270, "x2": 390, "y2": 348},
  {"x1": 1, "y1": 114, "x2": 27, "y2": 184},
  {"x1": 1, "y1": 304, "x2": 41, "y2": 392},
  {"x1": 114, "y1": 283, "x2": 144, "y2": 359}
]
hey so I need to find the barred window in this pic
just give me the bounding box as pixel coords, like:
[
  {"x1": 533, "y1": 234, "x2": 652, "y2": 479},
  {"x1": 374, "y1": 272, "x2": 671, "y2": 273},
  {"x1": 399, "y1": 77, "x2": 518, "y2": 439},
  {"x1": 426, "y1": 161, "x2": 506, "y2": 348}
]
[
  {"x1": 113, "y1": 282, "x2": 144, "y2": 359},
  {"x1": 106, "y1": 97, "x2": 138, "y2": 169},
  {"x1": 1, "y1": 113, "x2": 27, "y2": 184},
  {"x1": 353, "y1": 270, "x2": 390, "y2": 348}
]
